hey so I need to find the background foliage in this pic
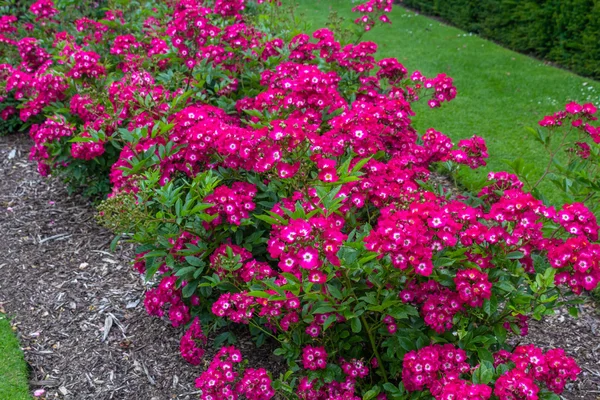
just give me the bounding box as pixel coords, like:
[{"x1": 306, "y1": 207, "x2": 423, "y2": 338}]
[{"x1": 400, "y1": 0, "x2": 600, "y2": 80}]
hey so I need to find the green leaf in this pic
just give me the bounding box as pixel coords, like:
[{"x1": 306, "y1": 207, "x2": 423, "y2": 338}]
[
  {"x1": 362, "y1": 386, "x2": 380, "y2": 400},
  {"x1": 350, "y1": 317, "x2": 362, "y2": 333},
  {"x1": 323, "y1": 314, "x2": 337, "y2": 330},
  {"x1": 185, "y1": 256, "x2": 204, "y2": 267},
  {"x1": 247, "y1": 291, "x2": 273, "y2": 299},
  {"x1": 175, "y1": 267, "x2": 197, "y2": 277},
  {"x1": 313, "y1": 305, "x2": 337, "y2": 314},
  {"x1": 507, "y1": 251, "x2": 525, "y2": 259},
  {"x1": 109, "y1": 234, "x2": 121, "y2": 252},
  {"x1": 568, "y1": 307, "x2": 578, "y2": 318},
  {"x1": 182, "y1": 280, "x2": 198, "y2": 298},
  {"x1": 327, "y1": 284, "x2": 343, "y2": 300}
]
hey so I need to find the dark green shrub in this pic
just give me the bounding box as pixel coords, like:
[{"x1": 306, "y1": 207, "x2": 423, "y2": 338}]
[{"x1": 401, "y1": 0, "x2": 600, "y2": 79}]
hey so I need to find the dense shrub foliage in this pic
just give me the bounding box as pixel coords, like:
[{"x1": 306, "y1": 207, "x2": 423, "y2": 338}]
[
  {"x1": 401, "y1": 0, "x2": 600, "y2": 80},
  {"x1": 1, "y1": 0, "x2": 600, "y2": 399}
]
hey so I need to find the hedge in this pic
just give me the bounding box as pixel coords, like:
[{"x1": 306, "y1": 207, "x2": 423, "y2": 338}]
[{"x1": 400, "y1": 0, "x2": 600, "y2": 80}]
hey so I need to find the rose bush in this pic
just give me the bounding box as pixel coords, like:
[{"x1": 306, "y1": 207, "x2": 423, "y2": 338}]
[{"x1": 1, "y1": 0, "x2": 599, "y2": 399}]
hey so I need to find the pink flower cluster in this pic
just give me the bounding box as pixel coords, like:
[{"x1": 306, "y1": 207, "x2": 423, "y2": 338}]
[
  {"x1": 110, "y1": 34, "x2": 141, "y2": 55},
  {"x1": 411, "y1": 71, "x2": 457, "y2": 108},
  {"x1": 0, "y1": 15, "x2": 17, "y2": 35},
  {"x1": 180, "y1": 317, "x2": 207, "y2": 365},
  {"x1": 212, "y1": 287, "x2": 301, "y2": 327},
  {"x1": 302, "y1": 345, "x2": 328, "y2": 370},
  {"x1": 402, "y1": 344, "x2": 485, "y2": 399},
  {"x1": 30, "y1": 0, "x2": 58, "y2": 22},
  {"x1": 144, "y1": 276, "x2": 191, "y2": 327},
  {"x1": 295, "y1": 359, "x2": 370, "y2": 400},
  {"x1": 71, "y1": 132, "x2": 105, "y2": 160},
  {"x1": 29, "y1": 116, "x2": 75, "y2": 175},
  {"x1": 365, "y1": 194, "x2": 480, "y2": 277},
  {"x1": 341, "y1": 358, "x2": 369, "y2": 380},
  {"x1": 17, "y1": 38, "x2": 50, "y2": 72},
  {"x1": 67, "y1": 51, "x2": 106, "y2": 79},
  {"x1": 352, "y1": 0, "x2": 393, "y2": 31},
  {"x1": 74, "y1": 17, "x2": 109, "y2": 45},
  {"x1": 267, "y1": 209, "x2": 347, "y2": 277},
  {"x1": 195, "y1": 346, "x2": 275, "y2": 400},
  {"x1": 400, "y1": 280, "x2": 464, "y2": 333},
  {"x1": 453, "y1": 136, "x2": 489, "y2": 168},
  {"x1": 204, "y1": 183, "x2": 257, "y2": 226},
  {"x1": 478, "y1": 171, "x2": 524, "y2": 202},
  {"x1": 454, "y1": 269, "x2": 492, "y2": 307},
  {"x1": 494, "y1": 345, "x2": 580, "y2": 398},
  {"x1": 539, "y1": 102, "x2": 600, "y2": 144},
  {"x1": 550, "y1": 237, "x2": 600, "y2": 293}
]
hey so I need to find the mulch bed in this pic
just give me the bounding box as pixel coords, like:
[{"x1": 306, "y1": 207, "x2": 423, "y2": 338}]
[{"x1": 0, "y1": 133, "x2": 599, "y2": 399}]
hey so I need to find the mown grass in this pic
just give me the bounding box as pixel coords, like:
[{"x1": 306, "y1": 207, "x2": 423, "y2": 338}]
[
  {"x1": 0, "y1": 314, "x2": 31, "y2": 400},
  {"x1": 292, "y1": 0, "x2": 600, "y2": 203}
]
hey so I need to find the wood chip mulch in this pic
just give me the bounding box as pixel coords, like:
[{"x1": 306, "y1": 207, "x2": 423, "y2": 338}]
[{"x1": 0, "y1": 134, "x2": 599, "y2": 399}]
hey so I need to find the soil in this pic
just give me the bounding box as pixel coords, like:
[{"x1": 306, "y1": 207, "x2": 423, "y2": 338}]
[{"x1": 0, "y1": 133, "x2": 599, "y2": 399}]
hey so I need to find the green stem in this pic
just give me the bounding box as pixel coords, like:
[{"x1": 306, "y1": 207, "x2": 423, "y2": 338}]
[{"x1": 360, "y1": 315, "x2": 388, "y2": 382}]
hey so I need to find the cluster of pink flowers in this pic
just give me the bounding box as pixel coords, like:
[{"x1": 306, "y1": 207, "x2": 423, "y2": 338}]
[
  {"x1": 365, "y1": 195, "x2": 479, "y2": 277},
  {"x1": 144, "y1": 276, "x2": 192, "y2": 327},
  {"x1": 214, "y1": 0, "x2": 247, "y2": 17},
  {"x1": 74, "y1": 17, "x2": 109, "y2": 45},
  {"x1": 267, "y1": 211, "x2": 347, "y2": 277},
  {"x1": 297, "y1": 376, "x2": 364, "y2": 400},
  {"x1": 195, "y1": 346, "x2": 275, "y2": 400},
  {"x1": 478, "y1": 171, "x2": 524, "y2": 202},
  {"x1": 110, "y1": 34, "x2": 141, "y2": 55},
  {"x1": 494, "y1": 345, "x2": 580, "y2": 398},
  {"x1": 30, "y1": 0, "x2": 58, "y2": 22},
  {"x1": 29, "y1": 116, "x2": 75, "y2": 175},
  {"x1": 352, "y1": 0, "x2": 393, "y2": 31},
  {"x1": 550, "y1": 237, "x2": 600, "y2": 293},
  {"x1": 212, "y1": 291, "x2": 255, "y2": 324},
  {"x1": 452, "y1": 136, "x2": 489, "y2": 168},
  {"x1": 67, "y1": 51, "x2": 106, "y2": 79},
  {"x1": 17, "y1": 38, "x2": 50, "y2": 72},
  {"x1": 212, "y1": 286, "x2": 302, "y2": 329},
  {"x1": 400, "y1": 280, "x2": 464, "y2": 333},
  {"x1": 554, "y1": 202, "x2": 599, "y2": 241},
  {"x1": 0, "y1": 15, "x2": 17, "y2": 35},
  {"x1": 436, "y1": 380, "x2": 492, "y2": 400},
  {"x1": 180, "y1": 317, "x2": 207, "y2": 365},
  {"x1": 402, "y1": 344, "x2": 476, "y2": 396},
  {"x1": 204, "y1": 183, "x2": 257, "y2": 226},
  {"x1": 454, "y1": 269, "x2": 492, "y2": 307},
  {"x1": 411, "y1": 71, "x2": 457, "y2": 108},
  {"x1": 6, "y1": 1, "x2": 595, "y2": 398},
  {"x1": 302, "y1": 345, "x2": 328, "y2": 370},
  {"x1": 340, "y1": 358, "x2": 369, "y2": 380},
  {"x1": 539, "y1": 101, "x2": 600, "y2": 145}
]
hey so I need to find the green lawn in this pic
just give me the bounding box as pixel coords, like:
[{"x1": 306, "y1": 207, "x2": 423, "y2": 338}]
[
  {"x1": 293, "y1": 0, "x2": 600, "y2": 203},
  {"x1": 0, "y1": 314, "x2": 31, "y2": 400}
]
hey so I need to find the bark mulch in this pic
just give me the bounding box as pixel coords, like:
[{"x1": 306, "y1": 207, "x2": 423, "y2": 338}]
[{"x1": 0, "y1": 133, "x2": 599, "y2": 399}]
